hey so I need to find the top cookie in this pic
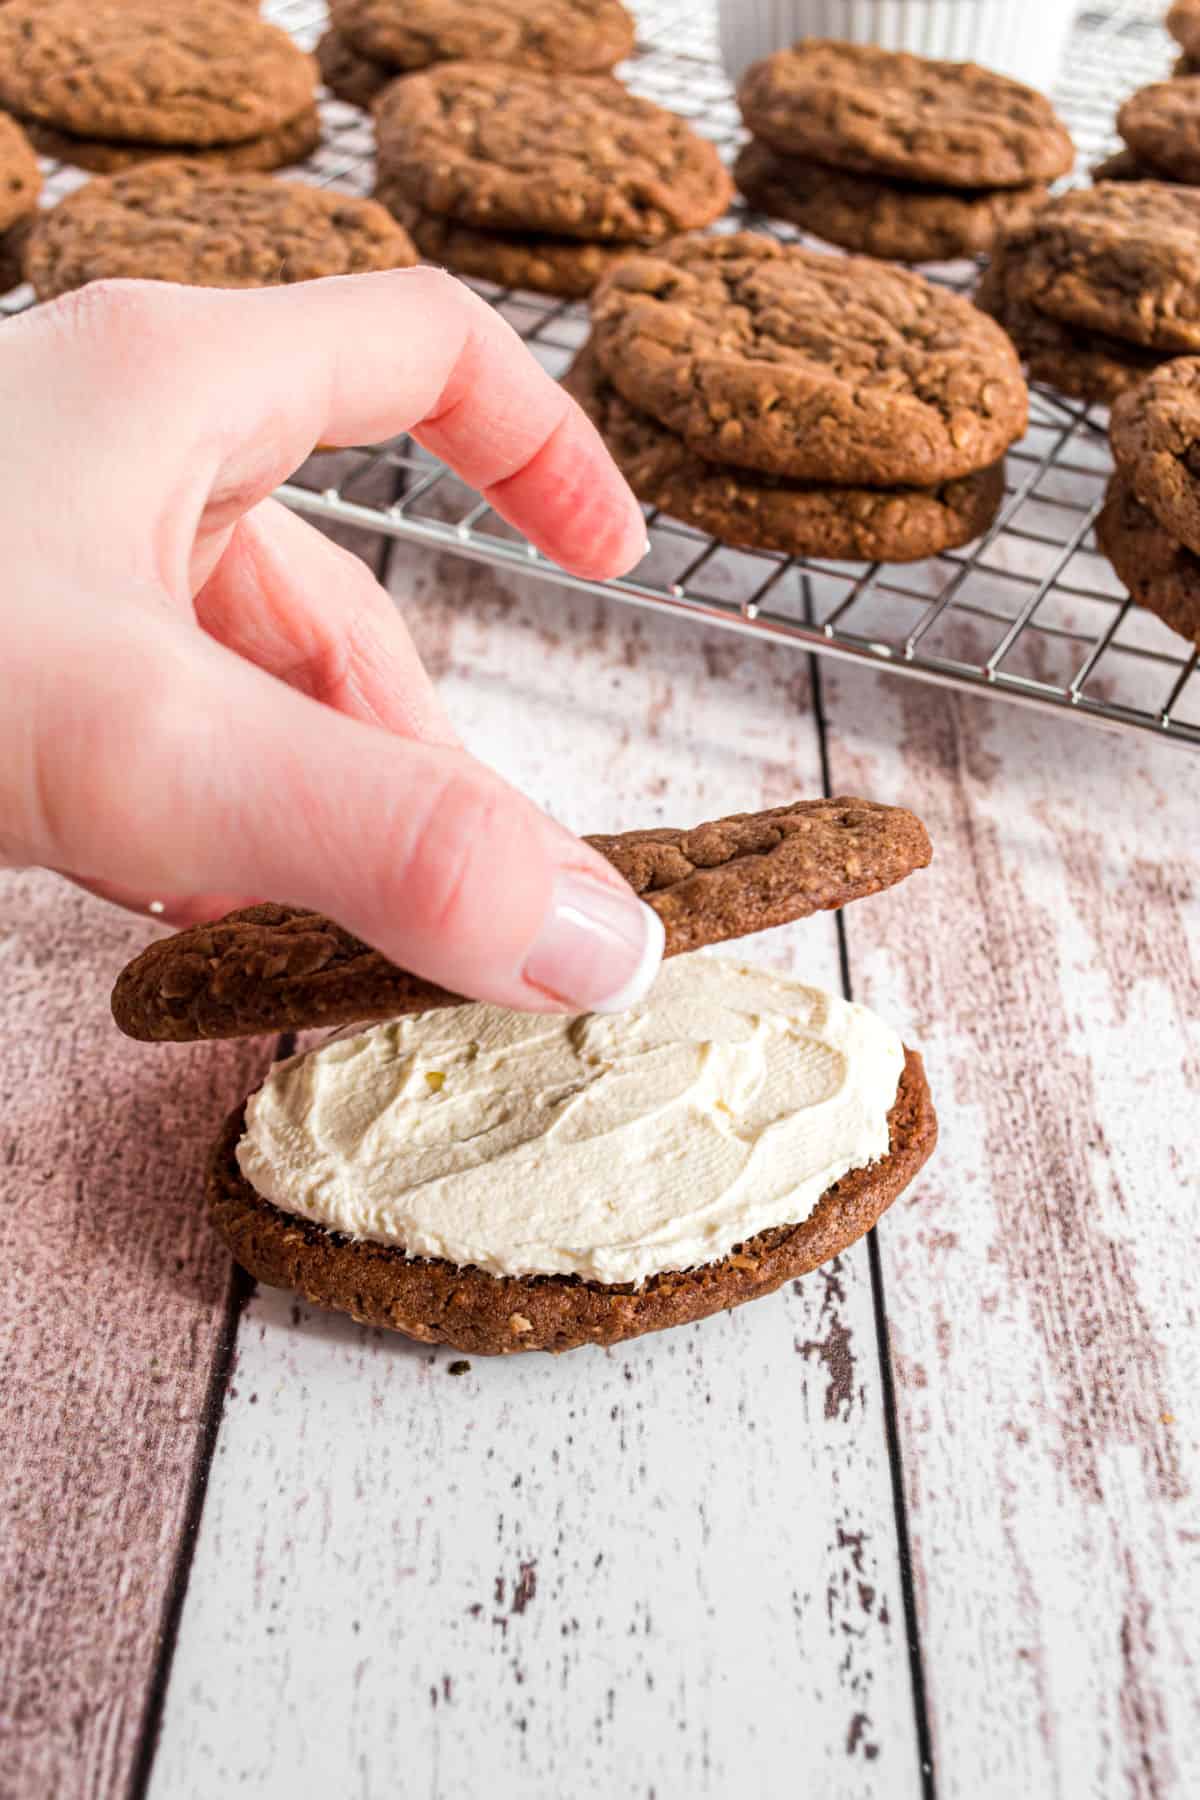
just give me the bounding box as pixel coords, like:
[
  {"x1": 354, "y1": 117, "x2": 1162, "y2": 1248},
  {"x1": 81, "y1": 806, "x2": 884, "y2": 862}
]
[
  {"x1": 0, "y1": 113, "x2": 41, "y2": 235},
  {"x1": 1109, "y1": 358, "x2": 1200, "y2": 558},
  {"x1": 0, "y1": 0, "x2": 316, "y2": 148},
  {"x1": 111, "y1": 799, "x2": 933, "y2": 1041},
  {"x1": 25, "y1": 162, "x2": 417, "y2": 300},
  {"x1": 1118, "y1": 80, "x2": 1200, "y2": 185},
  {"x1": 589, "y1": 233, "x2": 1027, "y2": 487},
  {"x1": 374, "y1": 64, "x2": 732, "y2": 242},
  {"x1": 993, "y1": 183, "x2": 1200, "y2": 352},
  {"x1": 331, "y1": 0, "x2": 634, "y2": 73},
  {"x1": 1168, "y1": 0, "x2": 1200, "y2": 59},
  {"x1": 737, "y1": 40, "x2": 1075, "y2": 190}
]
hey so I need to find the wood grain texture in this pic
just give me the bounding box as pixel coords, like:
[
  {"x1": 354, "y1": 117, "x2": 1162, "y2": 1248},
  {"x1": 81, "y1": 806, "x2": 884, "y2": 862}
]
[
  {"x1": 0, "y1": 871, "x2": 274, "y2": 1799},
  {"x1": 819, "y1": 660, "x2": 1200, "y2": 1798},
  {"x1": 149, "y1": 550, "x2": 924, "y2": 1798}
]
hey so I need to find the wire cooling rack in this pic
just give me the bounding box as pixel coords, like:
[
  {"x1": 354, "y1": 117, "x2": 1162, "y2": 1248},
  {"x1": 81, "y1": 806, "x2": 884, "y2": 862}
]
[{"x1": 5, "y1": 1, "x2": 1197, "y2": 747}]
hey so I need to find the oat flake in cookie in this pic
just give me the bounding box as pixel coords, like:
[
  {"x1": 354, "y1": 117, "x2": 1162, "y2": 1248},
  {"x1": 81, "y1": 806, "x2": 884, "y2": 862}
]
[
  {"x1": 588, "y1": 233, "x2": 1027, "y2": 488},
  {"x1": 25, "y1": 163, "x2": 417, "y2": 300},
  {"x1": 330, "y1": 0, "x2": 635, "y2": 76}
]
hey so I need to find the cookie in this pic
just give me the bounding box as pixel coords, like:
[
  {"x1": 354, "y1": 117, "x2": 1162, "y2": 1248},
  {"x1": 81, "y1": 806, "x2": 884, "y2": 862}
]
[
  {"x1": 329, "y1": 0, "x2": 635, "y2": 76},
  {"x1": 110, "y1": 799, "x2": 934, "y2": 1041},
  {"x1": 994, "y1": 184, "x2": 1200, "y2": 352},
  {"x1": 564, "y1": 345, "x2": 1006, "y2": 562},
  {"x1": 1168, "y1": 0, "x2": 1200, "y2": 60},
  {"x1": 1095, "y1": 475, "x2": 1200, "y2": 650},
  {"x1": 0, "y1": 112, "x2": 40, "y2": 235},
  {"x1": 19, "y1": 106, "x2": 321, "y2": 176},
  {"x1": 206, "y1": 1045, "x2": 936, "y2": 1355},
  {"x1": 316, "y1": 27, "x2": 392, "y2": 110},
  {"x1": 0, "y1": 219, "x2": 32, "y2": 295},
  {"x1": 373, "y1": 63, "x2": 732, "y2": 243},
  {"x1": 377, "y1": 181, "x2": 628, "y2": 297},
  {"x1": 589, "y1": 233, "x2": 1027, "y2": 487},
  {"x1": 975, "y1": 252, "x2": 1170, "y2": 404},
  {"x1": 25, "y1": 162, "x2": 417, "y2": 301},
  {"x1": 1118, "y1": 80, "x2": 1200, "y2": 185},
  {"x1": 1109, "y1": 358, "x2": 1200, "y2": 557},
  {"x1": 737, "y1": 41, "x2": 1075, "y2": 191},
  {"x1": 0, "y1": 0, "x2": 316, "y2": 148},
  {"x1": 1091, "y1": 147, "x2": 1171, "y2": 184},
  {"x1": 734, "y1": 138, "x2": 1046, "y2": 263}
]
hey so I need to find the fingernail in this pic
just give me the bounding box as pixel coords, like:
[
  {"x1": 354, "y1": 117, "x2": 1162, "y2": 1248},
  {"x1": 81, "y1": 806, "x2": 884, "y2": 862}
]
[{"x1": 524, "y1": 872, "x2": 665, "y2": 1014}]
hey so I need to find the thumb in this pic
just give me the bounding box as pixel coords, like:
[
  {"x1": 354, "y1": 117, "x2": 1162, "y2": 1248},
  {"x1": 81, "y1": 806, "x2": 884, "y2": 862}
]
[{"x1": 18, "y1": 611, "x2": 664, "y2": 1015}]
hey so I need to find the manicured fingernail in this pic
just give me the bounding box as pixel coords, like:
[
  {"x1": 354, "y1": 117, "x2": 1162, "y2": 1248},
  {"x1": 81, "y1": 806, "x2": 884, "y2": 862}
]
[{"x1": 524, "y1": 873, "x2": 665, "y2": 1013}]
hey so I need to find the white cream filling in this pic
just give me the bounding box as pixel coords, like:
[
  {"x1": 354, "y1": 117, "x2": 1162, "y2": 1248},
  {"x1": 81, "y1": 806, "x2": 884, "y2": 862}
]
[{"x1": 235, "y1": 956, "x2": 904, "y2": 1286}]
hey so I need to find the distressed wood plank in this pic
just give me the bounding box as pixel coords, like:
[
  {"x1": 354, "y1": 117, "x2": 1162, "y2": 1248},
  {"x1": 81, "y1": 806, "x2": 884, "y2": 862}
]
[
  {"x1": 0, "y1": 872, "x2": 275, "y2": 1798},
  {"x1": 820, "y1": 662, "x2": 1200, "y2": 1798},
  {"x1": 150, "y1": 552, "x2": 923, "y2": 1799}
]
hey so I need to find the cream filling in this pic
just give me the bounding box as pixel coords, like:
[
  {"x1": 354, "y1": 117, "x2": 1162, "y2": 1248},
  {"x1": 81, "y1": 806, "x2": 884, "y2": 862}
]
[{"x1": 235, "y1": 956, "x2": 904, "y2": 1287}]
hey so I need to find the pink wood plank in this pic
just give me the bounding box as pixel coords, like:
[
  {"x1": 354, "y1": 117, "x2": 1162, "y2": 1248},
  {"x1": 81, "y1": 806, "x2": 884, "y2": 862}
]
[{"x1": 0, "y1": 870, "x2": 273, "y2": 1797}]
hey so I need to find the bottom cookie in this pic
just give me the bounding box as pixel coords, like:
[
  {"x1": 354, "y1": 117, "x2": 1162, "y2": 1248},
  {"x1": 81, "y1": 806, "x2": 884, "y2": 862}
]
[
  {"x1": 1095, "y1": 474, "x2": 1200, "y2": 651},
  {"x1": 565, "y1": 345, "x2": 1005, "y2": 562},
  {"x1": 1092, "y1": 147, "x2": 1180, "y2": 184},
  {"x1": 208, "y1": 1047, "x2": 936, "y2": 1356},
  {"x1": 976, "y1": 253, "x2": 1171, "y2": 404},
  {"x1": 20, "y1": 106, "x2": 322, "y2": 175},
  {"x1": 317, "y1": 27, "x2": 393, "y2": 110},
  {"x1": 734, "y1": 139, "x2": 1046, "y2": 263},
  {"x1": 1109, "y1": 356, "x2": 1200, "y2": 557}
]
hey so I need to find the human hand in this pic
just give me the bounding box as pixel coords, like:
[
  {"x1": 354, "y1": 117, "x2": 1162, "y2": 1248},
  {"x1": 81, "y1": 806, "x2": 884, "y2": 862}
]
[{"x1": 0, "y1": 270, "x2": 664, "y2": 1014}]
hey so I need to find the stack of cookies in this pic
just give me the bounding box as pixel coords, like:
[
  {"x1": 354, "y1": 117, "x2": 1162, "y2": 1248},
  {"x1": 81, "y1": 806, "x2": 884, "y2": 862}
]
[
  {"x1": 373, "y1": 64, "x2": 732, "y2": 299},
  {"x1": 0, "y1": 115, "x2": 40, "y2": 296},
  {"x1": 1098, "y1": 358, "x2": 1200, "y2": 653},
  {"x1": 733, "y1": 40, "x2": 1074, "y2": 264},
  {"x1": 318, "y1": 0, "x2": 635, "y2": 111},
  {"x1": 1095, "y1": 78, "x2": 1200, "y2": 185},
  {"x1": 567, "y1": 234, "x2": 1028, "y2": 565},
  {"x1": 0, "y1": 0, "x2": 321, "y2": 175},
  {"x1": 979, "y1": 184, "x2": 1200, "y2": 404}
]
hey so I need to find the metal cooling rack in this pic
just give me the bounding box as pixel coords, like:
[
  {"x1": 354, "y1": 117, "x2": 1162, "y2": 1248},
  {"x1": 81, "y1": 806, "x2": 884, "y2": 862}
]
[{"x1": 5, "y1": 1, "x2": 1197, "y2": 747}]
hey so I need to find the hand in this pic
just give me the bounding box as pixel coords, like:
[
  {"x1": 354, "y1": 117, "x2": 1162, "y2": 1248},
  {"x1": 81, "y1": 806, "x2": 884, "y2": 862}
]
[{"x1": 0, "y1": 270, "x2": 664, "y2": 1014}]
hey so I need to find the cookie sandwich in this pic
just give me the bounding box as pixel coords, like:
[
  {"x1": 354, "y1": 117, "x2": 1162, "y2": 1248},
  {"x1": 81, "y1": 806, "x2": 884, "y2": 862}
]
[
  {"x1": 571, "y1": 232, "x2": 1025, "y2": 562},
  {"x1": 734, "y1": 40, "x2": 1073, "y2": 263},
  {"x1": 0, "y1": 0, "x2": 320, "y2": 175},
  {"x1": 111, "y1": 800, "x2": 938, "y2": 1356},
  {"x1": 372, "y1": 62, "x2": 732, "y2": 299}
]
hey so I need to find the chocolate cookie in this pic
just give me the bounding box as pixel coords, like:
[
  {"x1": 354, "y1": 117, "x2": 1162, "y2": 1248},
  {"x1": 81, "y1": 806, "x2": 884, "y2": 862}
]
[
  {"x1": 1095, "y1": 475, "x2": 1200, "y2": 650},
  {"x1": 0, "y1": 0, "x2": 316, "y2": 148},
  {"x1": 19, "y1": 106, "x2": 321, "y2": 175},
  {"x1": 316, "y1": 27, "x2": 392, "y2": 110},
  {"x1": 589, "y1": 233, "x2": 1027, "y2": 487},
  {"x1": 0, "y1": 219, "x2": 31, "y2": 295},
  {"x1": 1118, "y1": 80, "x2": 1200, "y2": 185},
  {"x1": 975, "y1": 251, "x2": 1171, "y2": 404},
  {"x1": 734, "y1": 138, "x2": 1046, "y2": 263},
  {"x1": 1168, "y1": 0, "x2": 1200, "y2": 60},
  {"x1": 111, "y1": 800, "x2": 934, "y2": 1041},
  {"x1": 329, "y1": 0, "x2": 635, "y2": 76},
  {"x1": 1109, "y1": 358, "x2": 1200, "y2": 556},
  {"x1": 377, "y1": 181, "x2": 628, "y2": 297},
  {"x1": 206, "y1": 1046, "x2": 936, "y2": 1355},
  {"x1": 1091, "y1": 147, "x2": 1171, "y2": 184},
  {"x1": 25, "y1": 162, "x2": 417, "y2": 300},
  {"x1": 0, "y1": 112, "x2": 40, "y2": 235},
  {"x1": 373, "y1": 64, "x2": 732, "y2": 243},
  {"x1": 564, "y1": 345, "x2": 1006, "y2": 562},
  {"x1": 995, "y1": 184, "x2": 1200, "y2": 352},
  {"x1": 737, "y1": 41, "x2": 1075, "y2": 190}
]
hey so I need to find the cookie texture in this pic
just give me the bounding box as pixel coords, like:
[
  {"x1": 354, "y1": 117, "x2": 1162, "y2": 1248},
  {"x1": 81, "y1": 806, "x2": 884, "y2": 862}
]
[
  {"x1": 737, "y1": 40, "x2": 1075, "y2": 190},
  {"x1": 1118, "y1": 79, "x2": 1200, "y2": 185},
  {"x1": 0, "y1": 0, "x2": 316, "y2": 148},
  {"x1": 589, "y1": 233, "x2": 1027, "y2": 486},
  {"x1": 330, "y1": 0, "x2": 634, "y2": 75},
  {"x1": 207, "y1": 1047, "x2": 936, "y2": 1354},
  {"x1": 565, "y1": 345, "x2": 1006, "y2": 561},
  {"x1": 1095, "y1": 475, "x2": 1200, "y2": 650},
  {"x1": 316, "y1": 27, "x2": 392, "y2": 109},
  {"x1": 378, "y1": 181, "x2": 628, "y2": 296},
  {"x1": 19, "y1": 106, "x2": 321, "y2": 175},
  {"x1": 975, "y1": 252, "x2": 1170, "y2": 404},
  {"x1": 734, "y1": 139, "x2": 1046, "y2": 263},
  {"x1": 994, "y1": 184, "x2": 1200, "y2": 352},
  {"x1": 0, "y1": 112, "x2": 40, "y2": 234},
  {"x1": 374, "y1": 63, "x2": 732, "y2": 242},
  {"x1": 1110, "y1": 359, "x2": 1200, "y2": 557},
  {"x1": 25, "y1": 162, "x2": 417, "y2": 299},
  {"x1": 1168, "y1": 0, "x2": 1200, "y2": 59},
  {"x1": 111, "y1": 799, "x2": 934, "y2": 1041}
]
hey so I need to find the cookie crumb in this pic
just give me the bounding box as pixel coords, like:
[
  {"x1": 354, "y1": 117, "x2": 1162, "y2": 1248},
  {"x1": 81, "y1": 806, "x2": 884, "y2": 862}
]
[{"x1": 448, "y1": 1359, "x2": 471, "y2": 1377}]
